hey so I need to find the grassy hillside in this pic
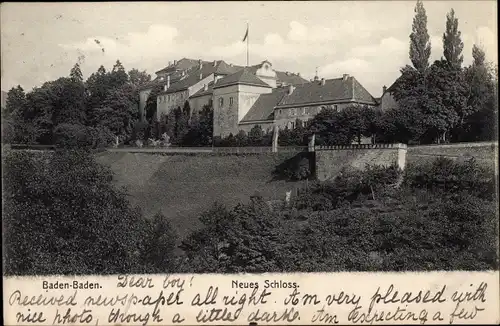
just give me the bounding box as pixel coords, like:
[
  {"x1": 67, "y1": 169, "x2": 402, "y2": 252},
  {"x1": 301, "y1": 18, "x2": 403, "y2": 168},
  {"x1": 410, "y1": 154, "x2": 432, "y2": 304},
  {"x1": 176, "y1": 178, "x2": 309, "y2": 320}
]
[{"x1": 95, "y1": 152, "x2": 306, "y2": 239}]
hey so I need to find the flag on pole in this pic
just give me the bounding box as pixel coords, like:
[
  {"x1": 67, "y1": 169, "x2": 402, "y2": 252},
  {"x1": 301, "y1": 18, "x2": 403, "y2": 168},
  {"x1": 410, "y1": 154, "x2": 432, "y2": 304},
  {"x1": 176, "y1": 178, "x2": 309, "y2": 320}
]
[{"x1": 242, "y1": 26, "x2": 248, "y2": 42}]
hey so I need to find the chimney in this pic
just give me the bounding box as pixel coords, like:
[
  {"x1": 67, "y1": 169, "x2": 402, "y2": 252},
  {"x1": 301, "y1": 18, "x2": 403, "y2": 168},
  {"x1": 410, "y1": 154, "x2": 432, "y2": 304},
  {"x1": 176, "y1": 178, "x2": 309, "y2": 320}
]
[
  {"x1": 314, "y1": 75, "x2": 319, "y2": 81},
  {"x1": 199, "y1": 72, "x2": 203, "y2": 80},
  {"x1": 198, "y1": 59, "x2": 202, "y2": 69},
  {"x1": 168, "y1": 61, "x2": 171, "y2": 66},
  {"x1": 213, "y1": 60, "x2": 217, "y2": 67},
  {"x1": 173, "y1": 60, "x2": 177, "y2": 65},
  {"x1": 320, "y1": 78, "x2": 326, "y2": 86},
  {"x1": 204, "y1": 84, "x2": 208, "y2": 91},
  {"x1": 343, "y1": 74, "x2": 349, "y2": 81},
  {"x1": 383, "y1": 85, "x2": 387, "y2": 93},
  {"x1": 297, "y1": 72, "x2": 301, "y2": 77},
  {"x1": 288, "y1": 84, "x2": 295, "y2": 95},
  {"x1": 167, "y1": 75, "x2": 170, "y2": 88}
]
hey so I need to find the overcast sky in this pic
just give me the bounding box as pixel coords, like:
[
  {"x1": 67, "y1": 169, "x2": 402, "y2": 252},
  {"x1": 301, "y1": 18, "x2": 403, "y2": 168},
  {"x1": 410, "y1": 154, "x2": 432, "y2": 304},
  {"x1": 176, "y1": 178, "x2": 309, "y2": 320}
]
[{"x1": 1, "y1": 1, "x2": 497, "y2": 97}]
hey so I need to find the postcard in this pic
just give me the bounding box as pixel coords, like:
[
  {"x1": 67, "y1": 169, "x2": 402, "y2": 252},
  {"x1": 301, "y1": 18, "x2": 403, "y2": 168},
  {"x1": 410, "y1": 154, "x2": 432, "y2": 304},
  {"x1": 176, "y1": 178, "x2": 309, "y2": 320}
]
[{"x1": 1, "y1": 1, "x2": 498, "y2": 325}]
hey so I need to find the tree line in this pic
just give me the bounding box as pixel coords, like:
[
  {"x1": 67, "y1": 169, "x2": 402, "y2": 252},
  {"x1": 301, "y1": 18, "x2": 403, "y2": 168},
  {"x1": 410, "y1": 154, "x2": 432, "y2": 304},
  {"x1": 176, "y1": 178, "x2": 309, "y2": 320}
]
[
  {"x1": 2, "y1": 60, "x2": 152, "y2": 148},
  {"x1": 1, "y1": 1, "x2": 496, "y2": 148}
]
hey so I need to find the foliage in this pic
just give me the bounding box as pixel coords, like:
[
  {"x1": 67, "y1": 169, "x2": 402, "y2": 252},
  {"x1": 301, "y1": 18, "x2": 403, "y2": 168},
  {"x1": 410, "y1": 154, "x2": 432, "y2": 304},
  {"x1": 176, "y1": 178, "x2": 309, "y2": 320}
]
[
  {"x1": 442, "y1": 8, "x2": 464, "y2": 69},
  {"x1": 128, "y1": 69, "x2": 151, "y2": 88},
  {"x1": 141, "y1": 212, "x2": 179, "y2": 273},
  {"x1": 181, "y1": 160, "x2": 497, "y2": 272},
  {"x1": 409, "y1": 0, "x2": 431, "y2": 73},
  {"x1": 70, "y1": 63, "x2": 83, "y2": 82},
  {"x1": 144, "y1": 85, "x2": 163, "y2": 123},
  {"x1": 403, "y1": 157, "x2": 495, "y2": 200},
  {"x1": 272, "y1": 152, "x2": 313, "y2": 181},
  {"x1": 2, "y1": 150, "x2": 148, "y2": 275},
  {"x1": 308, "y1": 106, "x2": 378, "y2": 145},
  {"x1": 53, "y1": 123, "x2": 114, "y2": 149}
]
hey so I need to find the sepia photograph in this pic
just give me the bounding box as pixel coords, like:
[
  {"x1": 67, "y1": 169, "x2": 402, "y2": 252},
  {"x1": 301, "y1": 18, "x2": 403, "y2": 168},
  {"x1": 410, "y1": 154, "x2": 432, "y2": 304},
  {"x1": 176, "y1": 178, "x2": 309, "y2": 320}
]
[{"x1": 1, "y1": 0, "x2": 498, "y2": 278}]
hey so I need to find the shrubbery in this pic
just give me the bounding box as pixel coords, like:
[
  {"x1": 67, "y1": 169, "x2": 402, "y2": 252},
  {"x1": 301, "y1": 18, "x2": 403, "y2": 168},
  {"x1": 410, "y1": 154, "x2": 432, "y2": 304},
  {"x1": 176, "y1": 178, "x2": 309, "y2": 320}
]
[
  {"x1": 53, "y1": 123, "x2": 115, "y2": 149},
  {"x1": 404, "y1": 157, "x2": 496, "y2": 199},
  {"x1": 2, "y1": 149, "x2": 178, "y2": 275},
  {"x1": 3, "y1": 150, "x2": 497, "y2": 275},
  {"x1": 180, "y1": 158, "x2": 497, "y2": 272}
]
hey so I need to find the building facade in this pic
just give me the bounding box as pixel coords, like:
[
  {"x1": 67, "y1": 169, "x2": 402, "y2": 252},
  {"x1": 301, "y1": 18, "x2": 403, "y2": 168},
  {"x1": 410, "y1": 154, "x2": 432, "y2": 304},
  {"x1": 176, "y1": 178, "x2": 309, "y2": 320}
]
[{"x1": 142, "y1": 57, "x2": 379, "y2": 138}]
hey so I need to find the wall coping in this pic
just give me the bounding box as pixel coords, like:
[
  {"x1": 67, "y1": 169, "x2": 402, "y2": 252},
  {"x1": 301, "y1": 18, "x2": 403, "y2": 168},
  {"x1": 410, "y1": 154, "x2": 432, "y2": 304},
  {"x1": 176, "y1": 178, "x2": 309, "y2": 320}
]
[{"x1": 315, "y1": 143, "x2": 407, "y2": 150}]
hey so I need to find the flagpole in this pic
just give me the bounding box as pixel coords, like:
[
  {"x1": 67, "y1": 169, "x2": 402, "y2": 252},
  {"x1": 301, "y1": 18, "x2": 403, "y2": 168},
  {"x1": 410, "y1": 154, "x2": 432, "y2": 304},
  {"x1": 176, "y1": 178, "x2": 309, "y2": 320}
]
[{"x1": 246, "y1": 22, "x2": 249, "y2": 67}]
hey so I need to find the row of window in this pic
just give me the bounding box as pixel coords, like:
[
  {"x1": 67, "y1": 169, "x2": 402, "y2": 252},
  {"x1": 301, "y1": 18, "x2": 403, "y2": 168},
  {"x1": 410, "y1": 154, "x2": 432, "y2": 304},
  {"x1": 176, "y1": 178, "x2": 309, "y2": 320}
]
[
  {"x1": 218, "y1": 97, "x2": 234, "y2": 108},
  {"x1": 277, "y1": 105, "x2": 339, "y2": 117},
  {"x1": 158, "y1": 92, "x2": 188, "y2": 103}
]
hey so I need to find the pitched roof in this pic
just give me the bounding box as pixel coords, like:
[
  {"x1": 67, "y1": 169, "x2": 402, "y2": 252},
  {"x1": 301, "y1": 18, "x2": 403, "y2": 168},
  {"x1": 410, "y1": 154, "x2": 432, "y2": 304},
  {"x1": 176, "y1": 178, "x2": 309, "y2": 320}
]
[
  {"x1": 386, "y1": 75, "x2": 402, "y2": 93},
  {"x1": 191, "y1": 81, "x2": 214, "y2": 98},
  {"x1": 240, "y1": 88, "x2": 288, "y2": 122},
  {"x1": 213, "y1": 69, "x2": 272, "y2": 89},
  {"x1": 214, "y1": 61, "x2": 241, "y2": 75},
  {"x1": 276, "y1": 76, "x2": 376, "y2": 107},
  {"x1": 275, "y1": 71, "x2": 308, "y2": 86},
  {"x1": 159, "y1": 62, "x2": 217, "y2": 94},
  {"x1": 155, "y1": 58, "x2": 201, "y2": 74}
]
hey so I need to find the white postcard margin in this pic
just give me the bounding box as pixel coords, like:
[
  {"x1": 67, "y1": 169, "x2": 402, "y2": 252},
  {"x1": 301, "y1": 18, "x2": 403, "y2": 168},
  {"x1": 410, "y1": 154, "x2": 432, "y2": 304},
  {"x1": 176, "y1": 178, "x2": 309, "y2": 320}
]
[{"x1": 3, "y1": 271, "x2": 500, "y2": 325}]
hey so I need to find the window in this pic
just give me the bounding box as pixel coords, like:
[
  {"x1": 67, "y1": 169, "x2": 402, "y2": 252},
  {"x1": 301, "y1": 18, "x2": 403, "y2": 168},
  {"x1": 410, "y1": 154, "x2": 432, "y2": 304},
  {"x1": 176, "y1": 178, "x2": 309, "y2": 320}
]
[
  {"x1": 229, "y1": 97, "x2": 234, "y2": 106},
  {"x1": 219, "y1": 97, "x2": 224, "y2": 108},
  {"x1": 279, "y1": 109, "x2": 282, "y2": 115},
  {"x1": 302, "y1": 108, "x2": 307, "y2": 115},
  {"x1": 334, "y1": 104, "x2": 338, "y2": 112}
]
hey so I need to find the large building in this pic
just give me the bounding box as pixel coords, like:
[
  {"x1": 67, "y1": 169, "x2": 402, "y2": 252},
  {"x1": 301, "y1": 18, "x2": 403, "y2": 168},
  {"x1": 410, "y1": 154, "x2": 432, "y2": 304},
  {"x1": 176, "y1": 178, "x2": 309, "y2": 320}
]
[{"x1": 139, "y1": 58, "x2": 378, "y2": 137}]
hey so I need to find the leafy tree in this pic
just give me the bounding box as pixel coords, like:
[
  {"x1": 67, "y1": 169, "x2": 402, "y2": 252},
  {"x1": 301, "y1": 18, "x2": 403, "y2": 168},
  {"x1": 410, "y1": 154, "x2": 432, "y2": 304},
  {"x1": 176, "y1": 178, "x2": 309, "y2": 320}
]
[
  {"x1": 128, "y1": 69, "x2": 151, "y2": 88},
  {"x1": 70, "y1": 63, "x2": 83, "y2": 83},
  {"x1": 3, "y1": 150, "x2": 147, "y2": 275},
  {"x1": 457, "y1": 45, "x2": 498, "y2": 141},
  {"x1": 109, "y1": 60, "x2": 128, "y2": 89},
  {"x1": 248, "y1": 125, "x2": 264, "y2": 145},
  {"x1": 141, "y1": 212, "x2": 179, "y2": 272},
  {"x1": 442, "y1": 8, "x2": 464, "y2": 69},
  {"x1": 144, "y1": 85, "x2": 163, "y2": 123},
  {"x1": 96, "y1": 83, "x2": 139, "y2": 138},
  {"x1": 308, "y1": 108, "x2": 354, "y2": 145},
  {"x1": 85, "y1": 65, "x2": 110, "y2": 121},
  {"x1": 424, "y1": 59, "x2": 466, "y2": 143},
  {"x1": 409, "y1": 0, "x2": 431, "y2": 73},
  {"x1": 5, "y1": 85, "x2": 27, "y2": 116},
  {"x1": 235, "y1": 130, "x2": 248, "y2": 146}
]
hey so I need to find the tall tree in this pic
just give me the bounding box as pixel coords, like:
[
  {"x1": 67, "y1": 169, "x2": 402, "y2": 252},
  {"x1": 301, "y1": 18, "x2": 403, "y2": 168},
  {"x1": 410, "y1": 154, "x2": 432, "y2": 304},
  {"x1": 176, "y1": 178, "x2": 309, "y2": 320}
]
[
  {"x1": 442, "y1": 8, "x2": 464, "y2": 69},
  {"x1": 128, "y1": 69, "x2": 151, "y2": 88},
  {"x1": 5, "y1": 85, "x2": 27, "y2": 115},
  {"x1": 109, "y1": 60, "x2": 128, "y2": 89},
  {"x1": 70, "y1": 63, "x2": 83, "y2": 82},
  {"x1": 409, "y1": 0, "x2": 431, "y2": 73},
  {"x1": 457, "y1": 45, "x2": 497, "y2": 141},
  {"x1": 144, "y1": 85, "x2": 163, "y2": 123}
]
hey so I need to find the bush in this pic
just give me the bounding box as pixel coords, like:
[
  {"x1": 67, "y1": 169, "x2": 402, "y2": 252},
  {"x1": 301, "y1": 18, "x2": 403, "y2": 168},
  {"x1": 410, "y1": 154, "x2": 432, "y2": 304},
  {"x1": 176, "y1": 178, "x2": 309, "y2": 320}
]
[
  {"x1": 292, "y1": 164, "x2": 402, "y2": 209},
  {"x1": 181, "y1": 187, "x2": 497, "y2": 273},
  {"x1": 273, "y1": 152, "x2": 313, "y2": 181},
  {"x1": 3, "y1": 149, "x2": 148, "y2": 275},
  {"x1": 53, "y1": 123, "x2": 114, "y2": 149},
  {"x1": 141, "y1": 212, "x2": 179, "y2": 273},
  {"x1": 404, "y1": 157, "x2": 495, "y2": 199}
]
